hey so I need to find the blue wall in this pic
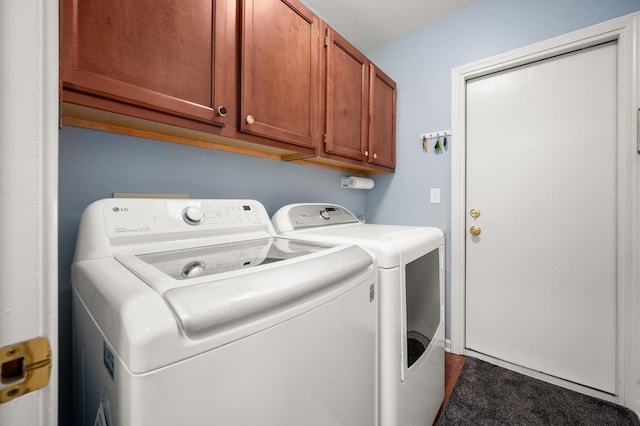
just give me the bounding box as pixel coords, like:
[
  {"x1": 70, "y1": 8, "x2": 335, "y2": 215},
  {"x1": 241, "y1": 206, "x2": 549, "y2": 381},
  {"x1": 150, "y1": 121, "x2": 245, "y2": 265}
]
[
  {"x1": 59, "y1": 1, "x2": 640, "y2": 423},
  {"x1": 362, "y1": 0, "x2": 640, "y2": 338}
]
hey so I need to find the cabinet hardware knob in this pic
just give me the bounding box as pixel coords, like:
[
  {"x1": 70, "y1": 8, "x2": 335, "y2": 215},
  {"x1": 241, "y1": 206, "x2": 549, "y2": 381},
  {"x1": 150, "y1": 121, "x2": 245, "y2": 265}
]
[
  {"x1": 469, "y1": 225, "x2": 482, "y2": 236},
  {"x1": 217, "y1": 106, "x2": 228, "y2": 117},
  {"x1": 364, "y1": 150, "x2": 369, "y2": 156},
  {"x1": 373, "y1": 153, "x2": 377, "y2": 159},
  {"x1": 470, "y1": 208, "x2": 481, "y2": 218},
  {"x1": 246, "y1": 115, "x2": 255, "y2": 125}
]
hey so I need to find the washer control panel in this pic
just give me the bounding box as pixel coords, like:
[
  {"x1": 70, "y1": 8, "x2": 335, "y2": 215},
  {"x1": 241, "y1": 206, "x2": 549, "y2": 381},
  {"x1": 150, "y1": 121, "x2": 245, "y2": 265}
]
[{"x1": 102, "y1": 199, "x2": 268, "y2": 239}]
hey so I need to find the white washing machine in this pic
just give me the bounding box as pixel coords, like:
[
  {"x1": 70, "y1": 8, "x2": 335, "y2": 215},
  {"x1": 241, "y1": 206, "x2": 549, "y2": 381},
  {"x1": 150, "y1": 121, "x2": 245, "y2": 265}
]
[
  {"x1": 72, "y1": 198, "x2": 378, "y2": 426},
  {"x1": 272, "y1": 203, "x2": 444, "y2": 426}
]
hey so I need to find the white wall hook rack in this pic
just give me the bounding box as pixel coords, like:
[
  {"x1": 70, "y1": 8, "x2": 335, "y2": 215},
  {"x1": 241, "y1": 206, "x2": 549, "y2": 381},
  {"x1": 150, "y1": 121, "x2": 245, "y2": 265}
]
[
  {"x1": 420, "y1": 129, "x2": 451, "y2": 153},
  {"x1": 420, "y1": 130, "x2": 451, "y2": 141}
]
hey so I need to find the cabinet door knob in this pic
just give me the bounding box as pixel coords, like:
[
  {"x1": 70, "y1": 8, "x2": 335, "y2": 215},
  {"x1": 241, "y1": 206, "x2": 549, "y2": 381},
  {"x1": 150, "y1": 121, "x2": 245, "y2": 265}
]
[
  {"x1": 246, "y1": 115, "x2": 255, "y2": 125},
  {"x1": 217, "y1": 106, "x2": 228, "y2": 117},
  {"x1": 373, "y1": 153, "x2": 377, "y2": 159},
  {"x1": 363, "y1": 150, "x2": 369, "y2": 157}
]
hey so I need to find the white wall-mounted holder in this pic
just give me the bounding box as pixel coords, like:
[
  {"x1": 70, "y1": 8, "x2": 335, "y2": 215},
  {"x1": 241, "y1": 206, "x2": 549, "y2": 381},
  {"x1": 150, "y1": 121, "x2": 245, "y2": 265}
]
[
  {"x1": 341, "y1": 176, "x2": 375, "y2": 190},
  {"x1": 420, "y1": 130, "x2": 451, "y2": 153}
]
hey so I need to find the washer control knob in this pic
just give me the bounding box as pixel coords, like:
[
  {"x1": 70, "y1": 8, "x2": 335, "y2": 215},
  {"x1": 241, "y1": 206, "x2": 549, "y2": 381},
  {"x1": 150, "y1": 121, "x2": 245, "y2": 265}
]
[
  {"x1": 320, "y1": 209, "x2": 330, "y2": 220},
  {"x1": 183, "y1": 206, "x2": 205, "y2": 225}
]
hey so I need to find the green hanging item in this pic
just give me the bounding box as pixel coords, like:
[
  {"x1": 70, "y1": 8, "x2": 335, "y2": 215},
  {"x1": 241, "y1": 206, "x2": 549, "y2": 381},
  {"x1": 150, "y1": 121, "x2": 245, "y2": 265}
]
[{"x1": 435, "y1": 137, "x2": 442, "y2": 152}]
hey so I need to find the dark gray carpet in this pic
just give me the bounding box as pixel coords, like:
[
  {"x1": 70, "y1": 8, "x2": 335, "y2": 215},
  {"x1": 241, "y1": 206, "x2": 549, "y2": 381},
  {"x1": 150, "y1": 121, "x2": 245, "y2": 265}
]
[{"x1": 439, "y1": 357, "x2": 640, "y2": 425}]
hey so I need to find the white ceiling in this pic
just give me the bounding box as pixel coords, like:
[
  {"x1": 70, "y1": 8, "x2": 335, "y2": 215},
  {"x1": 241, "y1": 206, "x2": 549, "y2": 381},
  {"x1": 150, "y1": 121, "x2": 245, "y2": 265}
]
[{"x1": 305, "y1": 0, "x2": 478, "y2": 50}]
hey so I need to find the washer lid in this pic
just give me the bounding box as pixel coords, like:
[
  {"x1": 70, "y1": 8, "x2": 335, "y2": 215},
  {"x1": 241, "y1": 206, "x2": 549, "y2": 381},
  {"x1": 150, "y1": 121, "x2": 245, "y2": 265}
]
[{"x1": 116, "y1": 238, "x2": 373, "y2": 335}]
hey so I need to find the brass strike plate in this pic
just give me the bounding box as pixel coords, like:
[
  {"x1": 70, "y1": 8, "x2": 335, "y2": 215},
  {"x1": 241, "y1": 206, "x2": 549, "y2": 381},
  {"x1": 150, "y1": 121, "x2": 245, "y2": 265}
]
[{"x1": 0, "y1": 337, "x2": 51, "y2": 404}]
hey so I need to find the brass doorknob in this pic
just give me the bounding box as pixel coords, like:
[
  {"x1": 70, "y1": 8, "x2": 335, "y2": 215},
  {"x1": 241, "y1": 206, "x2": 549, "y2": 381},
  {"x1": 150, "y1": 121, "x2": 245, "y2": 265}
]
[
  {"x1": 470, "y1": 208, "x2": 481, "y2": 218},
  {"x1": 469, "y1": 225, "x2": 481, "y2": 236}
]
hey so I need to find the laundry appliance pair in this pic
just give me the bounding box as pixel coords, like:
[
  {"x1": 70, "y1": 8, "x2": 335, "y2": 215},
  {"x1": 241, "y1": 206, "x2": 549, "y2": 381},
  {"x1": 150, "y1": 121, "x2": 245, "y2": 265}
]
[{"x1": 72, "y1": 198, "x2": 443, "y2": 426}]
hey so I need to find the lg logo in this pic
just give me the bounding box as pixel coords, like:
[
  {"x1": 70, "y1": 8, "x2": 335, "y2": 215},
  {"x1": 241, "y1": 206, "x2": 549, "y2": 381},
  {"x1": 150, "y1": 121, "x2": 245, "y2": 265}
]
[{"x1": 112, "y1": 207, "x2": 129, "y2": 212}]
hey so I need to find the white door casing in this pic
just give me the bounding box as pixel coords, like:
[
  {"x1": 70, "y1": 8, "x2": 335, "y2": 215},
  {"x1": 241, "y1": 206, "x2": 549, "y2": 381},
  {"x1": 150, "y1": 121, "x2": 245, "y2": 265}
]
[
  {"x1": 451, "y1": 13, "x2": 640, "y2": 413},
  {"x1": 0, "y1": 0, "x2": 58, "y2": 425}
]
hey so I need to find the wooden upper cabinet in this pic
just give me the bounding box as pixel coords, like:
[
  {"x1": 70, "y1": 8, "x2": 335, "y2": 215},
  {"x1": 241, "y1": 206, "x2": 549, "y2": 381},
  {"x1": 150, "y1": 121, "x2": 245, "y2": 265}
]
[
  {"x1": 321, "y1": 28, "x2": 396, "y2": 170},
  {"x1": 62, "y1": 0, "x2": 228, "y2": 127},
  {"x1": 240, "y1": 0, "x2": 320, "y2": 149},
  {"x1": 60, "y1": 0, "x2": 394, "y2": 173},
  {"x1": 368, "y1": 65, "x2": 396, "y2": 169},
  {"x1": 324, "y1": 29, "x2": 369, "y2": 162}
]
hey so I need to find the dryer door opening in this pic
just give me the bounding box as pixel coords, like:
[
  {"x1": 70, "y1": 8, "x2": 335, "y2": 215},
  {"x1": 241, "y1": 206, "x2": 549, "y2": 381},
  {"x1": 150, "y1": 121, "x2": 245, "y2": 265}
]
[{"x1": 405, "y1": 248, "x2": 440, "y2": 370}]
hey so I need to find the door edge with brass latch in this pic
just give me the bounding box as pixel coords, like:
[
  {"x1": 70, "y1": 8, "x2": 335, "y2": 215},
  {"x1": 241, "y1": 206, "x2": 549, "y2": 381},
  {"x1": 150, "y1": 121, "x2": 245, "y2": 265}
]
[{"x1": 0, "y1": 337, "x2": 51, "y2": 404}]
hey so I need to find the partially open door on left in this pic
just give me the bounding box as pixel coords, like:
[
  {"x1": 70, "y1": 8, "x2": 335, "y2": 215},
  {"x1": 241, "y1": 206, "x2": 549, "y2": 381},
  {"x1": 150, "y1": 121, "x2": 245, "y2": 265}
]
[{"x1": 0, "y1": 0, "x2": 58, "y2": 425}]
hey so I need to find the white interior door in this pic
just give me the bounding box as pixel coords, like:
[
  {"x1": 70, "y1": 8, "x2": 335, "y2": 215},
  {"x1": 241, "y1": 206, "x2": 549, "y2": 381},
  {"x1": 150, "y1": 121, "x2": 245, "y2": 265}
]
[{"x1": 465, "y1": 41, "x2": 617, "y2": 394}]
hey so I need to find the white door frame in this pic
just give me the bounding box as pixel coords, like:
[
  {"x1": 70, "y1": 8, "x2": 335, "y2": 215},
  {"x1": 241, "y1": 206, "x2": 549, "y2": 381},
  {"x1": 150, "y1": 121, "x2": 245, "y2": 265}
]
[
  {"x1": 451, "y1": 13, "x2": 639, "y2": 412},
  {"x1": 0, "y1": 0, "x2": 59, "y2": 424}
]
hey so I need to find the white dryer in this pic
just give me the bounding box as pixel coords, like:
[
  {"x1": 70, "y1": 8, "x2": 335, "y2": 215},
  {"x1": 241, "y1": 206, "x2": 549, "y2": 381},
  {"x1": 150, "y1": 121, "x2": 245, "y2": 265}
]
[
  {"x1": 272, "y1": 203, "x2": 445, "y2": 426},
  {"x1": 72, "y1": 198, "x2": 378, "y2": 426}
]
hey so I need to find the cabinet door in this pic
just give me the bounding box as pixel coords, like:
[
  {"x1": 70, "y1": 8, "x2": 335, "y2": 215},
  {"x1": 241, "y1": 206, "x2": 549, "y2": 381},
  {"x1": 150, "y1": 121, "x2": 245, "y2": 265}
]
[
  {"x1": 324, "y1": 29, "x2": 369, "y2": 161},
  {"x1": 368, "y1": 65, "x2": 396, "y2": 169},
  {"x1": 241, "y1": 0, "x2": 319, "y2": 148},
  {"x1": 62, "y1": 0, "x2": 224, "y2": 126}
]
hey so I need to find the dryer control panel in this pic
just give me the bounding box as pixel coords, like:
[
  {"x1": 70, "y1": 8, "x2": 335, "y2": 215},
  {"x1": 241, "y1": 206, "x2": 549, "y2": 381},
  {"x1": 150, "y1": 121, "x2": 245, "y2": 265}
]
[{"x1": 272, "y1": 204, "x2": 359, "y2": 232}]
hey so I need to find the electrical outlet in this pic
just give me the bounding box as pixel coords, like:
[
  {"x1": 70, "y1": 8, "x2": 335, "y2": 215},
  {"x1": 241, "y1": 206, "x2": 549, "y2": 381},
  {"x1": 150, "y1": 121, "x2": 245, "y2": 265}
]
[{"x1": 430, "y1": 188, "x2": 440, "y2": 204}]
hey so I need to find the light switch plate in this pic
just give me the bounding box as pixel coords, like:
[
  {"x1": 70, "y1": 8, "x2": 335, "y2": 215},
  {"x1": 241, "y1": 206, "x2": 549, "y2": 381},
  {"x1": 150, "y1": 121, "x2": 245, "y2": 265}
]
[{"x1": 430, "y1": 188, "x2": 441, "y2": 204}]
